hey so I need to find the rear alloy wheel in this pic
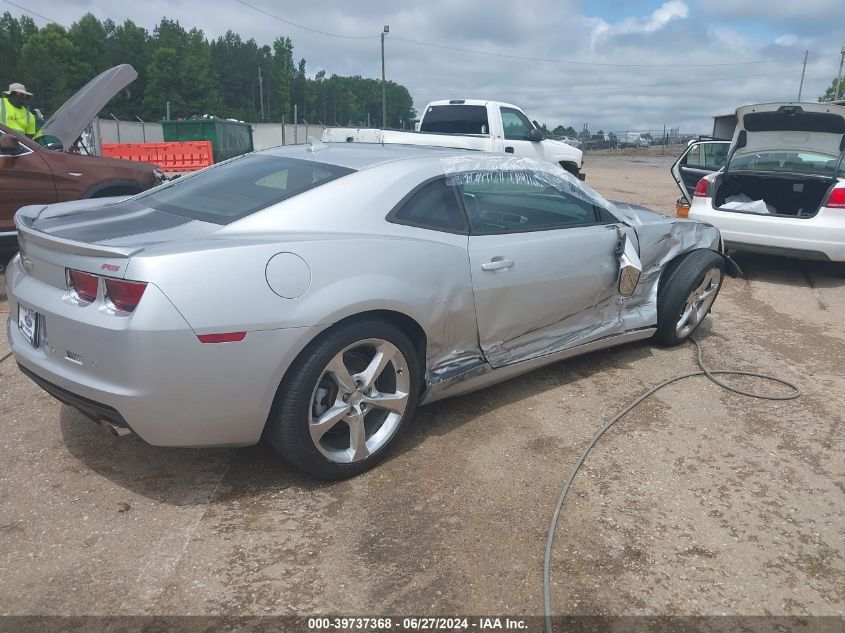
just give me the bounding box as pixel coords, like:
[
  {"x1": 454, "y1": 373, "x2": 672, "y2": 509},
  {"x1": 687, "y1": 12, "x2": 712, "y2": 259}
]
[
  {"x1": 267, "y1": 320, "x2": 420, "y2": 479},
  {"x1": 655, "y1": 250, "x2": 725, "y2": 346}
]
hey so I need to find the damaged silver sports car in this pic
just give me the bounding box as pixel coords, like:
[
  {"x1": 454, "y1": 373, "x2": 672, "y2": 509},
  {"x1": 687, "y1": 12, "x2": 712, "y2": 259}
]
[{"x1": 6, "y1": 142, "x2": 735, "y2": 478}]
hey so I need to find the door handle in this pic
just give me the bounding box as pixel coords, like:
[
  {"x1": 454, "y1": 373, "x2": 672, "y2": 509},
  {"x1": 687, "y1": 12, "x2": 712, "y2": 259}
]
[
  {"x1": 481, "y1": 258, "x2": 514, "y2": 271},
  {"x1": 504, "y1": 146, "x2": 514, "y2": 153}
]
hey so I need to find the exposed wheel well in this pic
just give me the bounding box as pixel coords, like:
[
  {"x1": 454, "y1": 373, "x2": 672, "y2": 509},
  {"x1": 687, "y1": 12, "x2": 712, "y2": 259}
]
[
  {"x1": 560, "y1": 161, "x2": 580, "y2": 176},
  {"x1": 330, "y1": 310, "x2": 427, "y2": 374}
]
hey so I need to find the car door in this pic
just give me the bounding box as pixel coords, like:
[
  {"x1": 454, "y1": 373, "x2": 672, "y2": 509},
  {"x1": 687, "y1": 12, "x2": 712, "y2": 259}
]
[
  {"x1": 499, "y1": 106, "x2": 545, "y2": 159},
  {"x1": 459, "y1": 171, "x2": 630, "y2": 368},
  {"x1": 671, "y1": 140, "x2": 730, "y2": 203},
  {"x1": 0, "y1": 131, "x2": 57, "y2": 233}
]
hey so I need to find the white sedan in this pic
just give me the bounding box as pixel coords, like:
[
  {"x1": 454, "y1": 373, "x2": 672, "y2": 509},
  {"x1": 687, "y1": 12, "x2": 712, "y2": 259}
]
[{"x1": 672, "y1": 102, "x2": 845, "y2": 261}]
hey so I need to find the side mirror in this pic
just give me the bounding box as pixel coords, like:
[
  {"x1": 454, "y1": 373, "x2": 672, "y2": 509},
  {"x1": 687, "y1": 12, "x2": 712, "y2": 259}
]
[
  {"x1": 615, "y1": 230, "x2": 642, "y2": 296},
  {"x1": 529, "y1": 128, "x2": 543, "y2": 142},
  {"x1": 45, "y1": 141, "x2": 63, "y2": 151}
]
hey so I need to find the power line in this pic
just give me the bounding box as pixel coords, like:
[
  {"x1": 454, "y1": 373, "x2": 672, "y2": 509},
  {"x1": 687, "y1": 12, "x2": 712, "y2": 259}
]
[
  {"x1": 390, "y1": 36, "x2": 798, "y2": 68},
  {"x1": 1, "y1": 0, "x2": 53, "y2": 24},
  {"x1": 230, "y1": 0, "x2": 799, "y2": 69},
  {"x1": 232, "y1": 0, "x2": 377, "y2": 40}
]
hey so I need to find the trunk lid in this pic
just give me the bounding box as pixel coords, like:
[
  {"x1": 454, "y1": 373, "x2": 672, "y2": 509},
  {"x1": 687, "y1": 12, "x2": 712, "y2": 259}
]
[
  {"x1": 39, "y1": 64, "x2": 137, "y2": 150},
  {"x1": 15, "y1": 198, "x2": 219, "y2": 288},
  {"x1": 731, "y1": 102, "x2": 845, "y2": 160}
]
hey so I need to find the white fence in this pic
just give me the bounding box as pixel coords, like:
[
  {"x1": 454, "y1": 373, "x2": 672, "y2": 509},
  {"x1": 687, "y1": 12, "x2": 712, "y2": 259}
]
[{"x1": 95, "y1": 119, "x2": 327, "y2": 152}]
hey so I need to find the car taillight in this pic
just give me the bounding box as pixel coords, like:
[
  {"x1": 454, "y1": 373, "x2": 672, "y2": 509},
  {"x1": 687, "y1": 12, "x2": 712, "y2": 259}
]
[
  {"x1": 104, "y1": 278, "x2": 147, "y2": 313},
  {"x1": 693, "y1": 178, "x2": 710, "y2": 198},
  {"x1": 824, "y1": 187, "x2": 845, "y2": 208},
  {"x1": 67, "y1": 269, "x2": 99, "y2": 302}
]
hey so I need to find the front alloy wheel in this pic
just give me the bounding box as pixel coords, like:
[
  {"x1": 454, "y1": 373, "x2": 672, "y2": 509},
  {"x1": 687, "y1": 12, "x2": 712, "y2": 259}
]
[{"x1": 675, "y1": 267, "x2": 721, "y2": 338}]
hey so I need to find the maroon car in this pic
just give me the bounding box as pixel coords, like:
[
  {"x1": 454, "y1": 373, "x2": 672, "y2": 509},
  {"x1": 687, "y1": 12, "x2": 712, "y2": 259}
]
[{"x1": 0, "y1": 65, "x2": 162, "y2": 244}]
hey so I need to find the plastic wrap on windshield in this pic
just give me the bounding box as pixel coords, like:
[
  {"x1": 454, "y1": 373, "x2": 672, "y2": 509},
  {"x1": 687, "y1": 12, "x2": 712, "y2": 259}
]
[{"x1": 440, "y1": 155, "x2": 608, "y2": 208}]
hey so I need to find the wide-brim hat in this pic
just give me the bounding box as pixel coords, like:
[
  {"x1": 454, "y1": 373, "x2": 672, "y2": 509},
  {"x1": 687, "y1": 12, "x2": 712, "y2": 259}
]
[{"x1": 4, "y1": 83, "x2": 33, "y2": 96}]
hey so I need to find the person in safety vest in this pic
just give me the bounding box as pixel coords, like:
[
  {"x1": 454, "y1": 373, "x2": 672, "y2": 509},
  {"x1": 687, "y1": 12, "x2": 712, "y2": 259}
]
[{"x1": 1, "y1": 83, "x2": 36, "y2": 137}]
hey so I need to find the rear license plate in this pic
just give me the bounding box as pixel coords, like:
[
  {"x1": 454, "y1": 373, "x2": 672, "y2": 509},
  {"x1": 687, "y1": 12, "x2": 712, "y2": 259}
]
[{"x1": 18, "y1": 304, "x2": 40, "y2": 347}]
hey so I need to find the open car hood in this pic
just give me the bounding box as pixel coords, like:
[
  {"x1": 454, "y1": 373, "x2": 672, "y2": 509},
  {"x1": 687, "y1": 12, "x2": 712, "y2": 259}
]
[
  {"x1": 732, "y1": 102, "x2": 845, "y2": 159},
  {"x1": 39, "y1": 64, "x2": 137, "y2": 150}
]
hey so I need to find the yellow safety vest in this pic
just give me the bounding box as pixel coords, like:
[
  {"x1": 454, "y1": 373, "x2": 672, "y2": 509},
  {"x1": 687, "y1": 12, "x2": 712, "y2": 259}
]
[{"x1": 0, "y1": 97, "x2": 35, "y2": 136}]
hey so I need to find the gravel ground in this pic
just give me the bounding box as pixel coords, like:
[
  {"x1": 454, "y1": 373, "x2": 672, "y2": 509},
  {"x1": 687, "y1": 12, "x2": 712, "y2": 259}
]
[{"x1": 0, "y1": 154, "x2": 842, "y2": 627}]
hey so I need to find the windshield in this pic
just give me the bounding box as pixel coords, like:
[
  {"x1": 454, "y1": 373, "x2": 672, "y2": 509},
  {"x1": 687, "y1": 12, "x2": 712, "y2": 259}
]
[
  {"x1": 730, "y1": 151, "x2": 844, "y2": 177},
  {"x1": 135, "y1": 154, "x2": 354, "y2": 224}
]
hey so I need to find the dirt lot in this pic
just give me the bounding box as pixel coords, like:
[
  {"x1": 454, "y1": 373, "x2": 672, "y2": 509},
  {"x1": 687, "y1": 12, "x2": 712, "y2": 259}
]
[{"x1": 0, "y1": 154, "x2": 842, "y2": 626}]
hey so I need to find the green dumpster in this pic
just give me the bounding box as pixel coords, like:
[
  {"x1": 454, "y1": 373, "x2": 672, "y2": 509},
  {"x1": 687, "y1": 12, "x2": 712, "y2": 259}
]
[{"x1": 161, "y1": 117, "x2": 253, "y2": 163}]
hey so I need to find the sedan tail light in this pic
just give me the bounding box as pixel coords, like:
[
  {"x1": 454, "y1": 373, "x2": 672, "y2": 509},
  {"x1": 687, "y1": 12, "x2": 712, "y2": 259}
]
[
  {"x1": 67, "y1": 269, "x2": 99, "y2": 303},
  {"x1": 104, "y1": 278, "x2": 148, "y2": 313},
  {"x1": 824, "y1": 187, "x2": 845, "y2": 209},
  {"x1": 693, "y1": 178, "x2": 710, "y2": 198}
]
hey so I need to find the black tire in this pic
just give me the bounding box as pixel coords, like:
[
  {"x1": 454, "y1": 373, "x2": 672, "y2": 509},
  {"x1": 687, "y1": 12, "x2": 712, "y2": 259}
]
[
  {"x1": 655, "y1": 249, "x2": 725, "y2": 346},
  {"x1": 266, "y1": 318, "x2": 422, "y2": 479}
]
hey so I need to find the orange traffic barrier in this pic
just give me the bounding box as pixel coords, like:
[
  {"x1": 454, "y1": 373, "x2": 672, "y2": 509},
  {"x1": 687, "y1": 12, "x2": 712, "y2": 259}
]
[{"x1": 102, "y1": 141, "x2": 213, "y2": 172}]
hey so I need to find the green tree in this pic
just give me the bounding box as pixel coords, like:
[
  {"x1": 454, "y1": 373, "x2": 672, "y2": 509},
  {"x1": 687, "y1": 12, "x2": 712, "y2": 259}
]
[
  {"x1": 270, "y1": 36, "x2": 294, "y2": 121},
  {"x1": 143, "y1": 47, "x2": 182, "y2": 119},
  {"x1": 819, "y1": 75, "x2": 843, "y2": 102},
  {"x1": 19, "y1": 23, "x2": 88, "y2": 113},
  {"x1": 179, "y1": 28, "x2": 222, "y2": 116}
]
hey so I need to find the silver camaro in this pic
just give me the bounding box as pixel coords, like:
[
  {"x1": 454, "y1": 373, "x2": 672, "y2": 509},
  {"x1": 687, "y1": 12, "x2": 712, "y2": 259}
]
[{"x1": 6, "y1": 143, "x2": 734, "y2": 478}]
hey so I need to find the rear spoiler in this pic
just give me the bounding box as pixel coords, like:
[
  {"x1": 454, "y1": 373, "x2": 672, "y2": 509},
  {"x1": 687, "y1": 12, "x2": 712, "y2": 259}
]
[{"x1": 15, "y1": 213, "x2": 143, "y2": 258}]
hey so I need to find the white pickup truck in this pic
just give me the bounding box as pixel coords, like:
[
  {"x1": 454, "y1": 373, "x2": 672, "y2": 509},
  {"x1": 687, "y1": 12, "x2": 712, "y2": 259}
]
[{"x1": 321, "y1": 99, "x2": 585, "y2": 180}]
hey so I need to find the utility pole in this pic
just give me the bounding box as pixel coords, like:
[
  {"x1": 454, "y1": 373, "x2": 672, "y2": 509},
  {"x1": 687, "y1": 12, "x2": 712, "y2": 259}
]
[
  {"x1": 381, "y1": 25, "x2": 389, "y2": 128},
  {"x1": 258, "y1": 66, "x2": 264, "y2": 121},
  {"x1": 797, "y1": 50, "x2": 808, "y2": 101},
  {"x1": 836, "y1": 47, "x2": 845, "y2": 102}
]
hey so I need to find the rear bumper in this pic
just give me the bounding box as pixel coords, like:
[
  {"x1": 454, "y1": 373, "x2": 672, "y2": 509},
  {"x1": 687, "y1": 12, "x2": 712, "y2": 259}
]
[
  {"x1": 6, "y1": 254, "x2": 324, "y2": 447},
  {"x1": 17, "y1": 363, "x2": 132, "y2": 433},
  {"x1": 689, "y1": 202, "x2": 845, "y2": 262}
]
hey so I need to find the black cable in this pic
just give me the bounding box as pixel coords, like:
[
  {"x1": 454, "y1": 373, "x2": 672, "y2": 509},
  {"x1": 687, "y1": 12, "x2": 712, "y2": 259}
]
[
  {"x1": 543, "y1": 336, "x2": 800, "y2": 633},
  {"x1": 0, "y1": 352, "x2": 12, "y2": 364}
]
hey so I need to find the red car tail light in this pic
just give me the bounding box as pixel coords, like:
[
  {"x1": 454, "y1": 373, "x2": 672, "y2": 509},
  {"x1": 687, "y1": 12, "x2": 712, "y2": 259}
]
[
  {"x1": 104, "y1": 278, "x2": 147, "y2": 312},
  {"x1": 824, "y1": 187, "x2": 845, "y2": 208},
  {"x1": 67, "y1": 269, "x2": 99, "y2": 302},
  {"x1": 693, "y1": 177, "x2": 710, "y2": 198}
]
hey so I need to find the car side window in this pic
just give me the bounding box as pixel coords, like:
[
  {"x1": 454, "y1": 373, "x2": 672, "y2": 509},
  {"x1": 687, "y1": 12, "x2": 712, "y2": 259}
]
[
  {"x1": 0, "y1": 131, "x2": 30, "y2": 156},
  {"x1": 500, "y1": 107, "x2": 535, "y2": 141},
  {"x1": 457, "y1": 172, "x2": 613, "y2": 235},
  {"x1": 390, "y1": 178, "x2": 467, "y2": 233},
  {"x1": 685, "y1": 142, "x2": 729, "y2": 169}
]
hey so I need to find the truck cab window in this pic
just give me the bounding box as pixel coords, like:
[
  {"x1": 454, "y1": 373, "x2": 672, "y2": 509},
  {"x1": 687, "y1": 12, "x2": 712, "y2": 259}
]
[{"x1": 501, "y1": 107, "x2": 535, "y2": 141}]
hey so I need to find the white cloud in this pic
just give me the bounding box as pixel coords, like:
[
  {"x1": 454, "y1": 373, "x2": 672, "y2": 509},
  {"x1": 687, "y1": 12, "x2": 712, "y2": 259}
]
[
  {"x1": 774, "y1": 34, "x2": 811, "y2": 48},
  {"x1": 586, "y1": 1, "x2": 689, "y2": 46}
]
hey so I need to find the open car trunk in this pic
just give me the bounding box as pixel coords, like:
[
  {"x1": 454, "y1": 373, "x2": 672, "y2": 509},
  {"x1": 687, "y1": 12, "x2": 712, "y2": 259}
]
[{"x1": 713, "y1": 172, "x2": 833, "y2": 217}]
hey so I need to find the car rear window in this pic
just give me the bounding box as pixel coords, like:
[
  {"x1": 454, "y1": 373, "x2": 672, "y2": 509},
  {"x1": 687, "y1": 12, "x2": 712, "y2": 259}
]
[
  {"x1": 419, "y1": 105, "x2": 489, "y2": 135},
  {"x1": 731, "y1": 151, "x2": 845, "y2": 177},
  {"x1": 137, "y1": 154, "x2": 354, "y2": 224}
]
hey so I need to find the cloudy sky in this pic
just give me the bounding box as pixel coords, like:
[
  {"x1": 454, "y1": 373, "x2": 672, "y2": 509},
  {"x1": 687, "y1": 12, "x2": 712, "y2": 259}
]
[{"x1": 5, "y1": 0, "x2": 845, "y2": 132}]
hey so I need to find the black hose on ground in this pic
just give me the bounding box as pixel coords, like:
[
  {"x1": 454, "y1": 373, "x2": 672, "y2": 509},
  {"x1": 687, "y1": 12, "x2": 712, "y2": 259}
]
[
  {"x1": 0, "y1": 351, "x2": 11, "y2": 364},
  {"x1": 543, "y1": 336, "x2": 800, "y2": 633}
]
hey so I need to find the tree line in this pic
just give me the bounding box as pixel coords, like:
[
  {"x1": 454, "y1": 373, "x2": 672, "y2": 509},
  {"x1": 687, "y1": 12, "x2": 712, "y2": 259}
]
[{"x1": 0, "y1": 12, "x2": 417, "y2": 126}]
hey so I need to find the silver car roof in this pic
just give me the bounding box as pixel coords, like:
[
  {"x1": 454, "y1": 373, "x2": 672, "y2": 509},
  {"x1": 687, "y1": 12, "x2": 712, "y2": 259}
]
[{"x1": 258, "y1": 142, "x2": 498, "y2": 171}]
